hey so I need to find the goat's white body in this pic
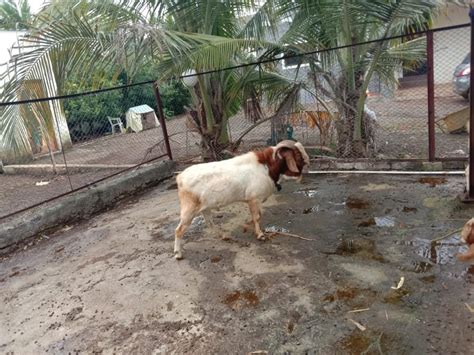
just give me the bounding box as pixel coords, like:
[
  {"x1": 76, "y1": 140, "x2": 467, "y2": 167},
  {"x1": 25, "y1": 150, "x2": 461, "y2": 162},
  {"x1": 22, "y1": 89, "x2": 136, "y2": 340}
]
[
  {"x1": 177, "y1": 151, "x2": 276, "y2": 211},
  {"x1": 174, "y1": 141, "x2": 309, "y2": 259}
]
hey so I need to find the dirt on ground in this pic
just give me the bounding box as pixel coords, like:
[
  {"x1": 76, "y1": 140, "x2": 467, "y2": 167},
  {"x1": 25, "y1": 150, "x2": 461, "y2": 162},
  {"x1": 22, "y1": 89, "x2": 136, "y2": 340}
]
[{"x1": 1, "y1": 174, "x2": 474, "y2": 354}]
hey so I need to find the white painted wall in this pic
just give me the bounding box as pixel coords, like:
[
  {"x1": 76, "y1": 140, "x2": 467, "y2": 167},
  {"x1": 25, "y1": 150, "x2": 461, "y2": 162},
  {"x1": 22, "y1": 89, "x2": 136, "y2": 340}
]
[{"x1": 432, "y1": 4, "x2": 470, "y2": 84}]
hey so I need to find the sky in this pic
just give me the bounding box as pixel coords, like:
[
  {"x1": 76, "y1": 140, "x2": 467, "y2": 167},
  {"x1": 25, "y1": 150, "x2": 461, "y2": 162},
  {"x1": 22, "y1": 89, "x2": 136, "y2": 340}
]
[{"x1": 28, "y1": 0, "x2": 46, "y2": 14}]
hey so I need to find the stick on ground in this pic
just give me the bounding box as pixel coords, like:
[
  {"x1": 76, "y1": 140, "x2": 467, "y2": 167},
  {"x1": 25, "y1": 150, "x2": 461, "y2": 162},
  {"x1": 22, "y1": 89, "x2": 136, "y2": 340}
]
[{"x1": 265, "y1": 231, "x2": 315, "y2": 241}]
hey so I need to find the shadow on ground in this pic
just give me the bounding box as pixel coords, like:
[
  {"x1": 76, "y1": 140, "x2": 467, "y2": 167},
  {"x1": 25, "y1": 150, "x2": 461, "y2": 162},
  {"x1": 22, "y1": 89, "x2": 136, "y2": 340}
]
[{"x1": 1, "y1": 174, "x2": 474, "y2": 354}]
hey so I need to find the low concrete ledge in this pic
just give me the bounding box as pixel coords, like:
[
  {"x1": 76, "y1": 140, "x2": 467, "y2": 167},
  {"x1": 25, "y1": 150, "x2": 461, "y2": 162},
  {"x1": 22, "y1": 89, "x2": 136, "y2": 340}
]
[
  {"x1": 2, "y1": 163, "x2": 139, "y2": 175},
  {"x1": 0, "y1": 160, "x2": 175, "y2": 252},
  {"x1": 311, "y1": 159, "x2": 466, "y2": 171}
]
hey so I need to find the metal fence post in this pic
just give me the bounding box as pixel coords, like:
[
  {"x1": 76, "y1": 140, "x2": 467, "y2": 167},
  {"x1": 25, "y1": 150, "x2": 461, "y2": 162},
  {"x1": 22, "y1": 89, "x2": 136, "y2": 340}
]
[
  {"x1": 469, "y1": 8, "x2": 474, "y2": 199},
  {"x1": 152, "y1": 81, "x2": 173, "y2": 160},
  {"x1": 426, "y1": 30, "x2": 435, "y2": 162}
]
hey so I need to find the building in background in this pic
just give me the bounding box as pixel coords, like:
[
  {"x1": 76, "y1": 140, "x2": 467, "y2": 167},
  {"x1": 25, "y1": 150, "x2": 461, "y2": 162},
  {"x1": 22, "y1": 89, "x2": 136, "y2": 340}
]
[{"x1": 0, "y1": 29, "x2": 72, "y2": 163}]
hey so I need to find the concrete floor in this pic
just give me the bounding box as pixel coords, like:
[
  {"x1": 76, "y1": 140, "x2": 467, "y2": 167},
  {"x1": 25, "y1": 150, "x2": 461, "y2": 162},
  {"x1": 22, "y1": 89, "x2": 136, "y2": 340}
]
[{"x1": 1, "y1": 174, "x2": 474, "y2": 354}]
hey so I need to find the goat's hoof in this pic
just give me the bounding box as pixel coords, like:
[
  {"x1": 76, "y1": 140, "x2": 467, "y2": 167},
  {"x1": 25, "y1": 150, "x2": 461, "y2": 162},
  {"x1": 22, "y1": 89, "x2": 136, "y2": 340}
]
[
  {"x1": 221, "y1": 234, "x2": 231, "y2": 241},
  {"x1": 257, "y1": 233, "x2": 266, "y2": 241},
  {"x1": 175, "y1": 253, "x2": 183, "y2": 260}
]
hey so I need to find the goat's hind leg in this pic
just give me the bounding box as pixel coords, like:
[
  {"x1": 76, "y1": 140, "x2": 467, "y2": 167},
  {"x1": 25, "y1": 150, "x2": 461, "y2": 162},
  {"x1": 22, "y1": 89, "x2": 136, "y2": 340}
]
[{"x1": 175, "y1": 194, "x2": 199, "y2": 260}]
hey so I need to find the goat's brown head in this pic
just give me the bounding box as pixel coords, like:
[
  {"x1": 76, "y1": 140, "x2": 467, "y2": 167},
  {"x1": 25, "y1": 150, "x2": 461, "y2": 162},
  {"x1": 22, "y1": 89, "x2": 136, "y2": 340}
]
[
  {"x1": 255, "y1": 140, "x2": 309, "y2": 186},
  {"x1": 272, "y1": 140, "x2": 309, "y2": 183}
]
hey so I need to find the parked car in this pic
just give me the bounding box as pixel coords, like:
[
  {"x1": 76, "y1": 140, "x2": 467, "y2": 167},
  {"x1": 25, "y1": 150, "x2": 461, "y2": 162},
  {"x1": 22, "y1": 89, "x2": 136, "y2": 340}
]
[{"x1": 453, "y1": 53, "x2": 470, "y2": 99}]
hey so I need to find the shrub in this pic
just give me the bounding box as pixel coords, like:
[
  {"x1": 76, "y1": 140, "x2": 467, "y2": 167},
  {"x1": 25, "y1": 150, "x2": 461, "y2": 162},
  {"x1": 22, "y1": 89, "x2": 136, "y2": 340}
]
[
  {"x1": 63, "y1": 75, "x2": 190, "y2": 142},
  {"x1": 63, "y1": 82, "x2": 122, "y2": 142}
]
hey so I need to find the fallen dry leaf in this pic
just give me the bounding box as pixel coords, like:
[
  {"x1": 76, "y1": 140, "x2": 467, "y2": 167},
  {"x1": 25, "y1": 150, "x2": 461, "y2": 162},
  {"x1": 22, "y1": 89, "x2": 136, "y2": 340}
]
[{"x1": 391, "y1": 276, "x2": 405, "y2": 290}]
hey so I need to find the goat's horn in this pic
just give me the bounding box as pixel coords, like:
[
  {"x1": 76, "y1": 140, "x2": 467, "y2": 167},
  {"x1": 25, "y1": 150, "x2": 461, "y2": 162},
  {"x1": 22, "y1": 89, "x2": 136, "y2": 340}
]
[{"x1": 273, "y1": 140, "x2": 296, "y2": 160}]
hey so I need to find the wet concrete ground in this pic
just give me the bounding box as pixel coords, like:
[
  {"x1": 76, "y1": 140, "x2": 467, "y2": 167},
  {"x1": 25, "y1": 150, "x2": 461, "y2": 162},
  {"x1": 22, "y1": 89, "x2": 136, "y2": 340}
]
[{"x1": 1, "y1": 174, "x2": 474, "y2": 354}]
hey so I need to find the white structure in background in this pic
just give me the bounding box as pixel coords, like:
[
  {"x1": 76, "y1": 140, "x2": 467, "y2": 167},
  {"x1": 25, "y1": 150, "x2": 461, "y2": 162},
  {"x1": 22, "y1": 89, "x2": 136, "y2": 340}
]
[
  {"x1": 125, "y1": 105, "x2": 160, "y2": 133},
  {"x1": 432, "y1": 4, "x2": 470, "y2": 84},
  {"x1": 0, "y1": 29, "x2": 72, "y2": 162}
]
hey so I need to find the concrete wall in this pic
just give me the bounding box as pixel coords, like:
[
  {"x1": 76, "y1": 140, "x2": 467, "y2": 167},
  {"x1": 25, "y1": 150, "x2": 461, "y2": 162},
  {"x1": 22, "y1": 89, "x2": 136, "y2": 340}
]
[{"x1": 0, "y1": 160, "x2": 175, "y2": 252}]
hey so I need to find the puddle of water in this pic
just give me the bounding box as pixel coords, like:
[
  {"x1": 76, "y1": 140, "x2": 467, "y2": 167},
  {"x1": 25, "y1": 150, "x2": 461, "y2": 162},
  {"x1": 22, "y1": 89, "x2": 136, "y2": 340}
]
[
  {"x1": 346, "y1": 197, "x2": 370, "y2": 209},
  {"x1": 417, "y1": 177, "x2": 447, "y2": 187},
  {"x1": 398, "y1": 237, "x2": 464, "y2": 265},
  {"x1": 294, "y1": 188, "x2": 319, "y2": 197},
  {"x1": 374, "y1": 216, "x2": 396, "y2": 227},
  {"x1": 265, "y1": 226, "x2": 290, "y2": 233}
]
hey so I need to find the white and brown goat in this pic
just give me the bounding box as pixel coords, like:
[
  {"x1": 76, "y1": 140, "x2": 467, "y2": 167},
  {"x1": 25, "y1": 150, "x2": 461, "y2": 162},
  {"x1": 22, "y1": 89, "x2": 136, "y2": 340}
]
[{"x1": 173, "y1": 140, "x2": 309, "y2": 259}]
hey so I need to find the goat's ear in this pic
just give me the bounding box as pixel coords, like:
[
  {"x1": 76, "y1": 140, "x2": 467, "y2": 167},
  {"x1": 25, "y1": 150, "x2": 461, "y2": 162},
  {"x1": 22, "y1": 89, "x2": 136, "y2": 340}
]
[{"x1": 280, "y1": 148, "x2": 299, "y2": 173}]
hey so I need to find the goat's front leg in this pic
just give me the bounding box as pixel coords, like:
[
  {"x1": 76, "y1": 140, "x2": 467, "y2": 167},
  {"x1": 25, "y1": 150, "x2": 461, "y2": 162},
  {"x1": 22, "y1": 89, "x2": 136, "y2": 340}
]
[{"x1": 248, "y1": 199, "x2": 265, "y2": 240}]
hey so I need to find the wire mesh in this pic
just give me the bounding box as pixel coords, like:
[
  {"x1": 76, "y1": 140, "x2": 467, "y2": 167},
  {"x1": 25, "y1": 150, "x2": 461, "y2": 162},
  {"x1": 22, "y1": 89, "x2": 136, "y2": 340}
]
[
  {"x1": 433, "y1": 26, "x2": 470, "y2": 159},
  {"x1": 167, "y1": 28, "x2": 469, "y2": 162},
  {"x1": 0, "y1": 83, "x2": 169, "y2": 219}
]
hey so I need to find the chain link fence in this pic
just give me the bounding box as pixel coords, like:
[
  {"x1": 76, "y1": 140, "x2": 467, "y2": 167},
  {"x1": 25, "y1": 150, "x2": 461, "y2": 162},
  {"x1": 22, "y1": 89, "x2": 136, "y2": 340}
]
[
  {"x1": 0, "y1": 82, "x2": 171, "y2": 219},
  {"x1": 165, "y1": 24, "x2": 470, "y2": 163}
]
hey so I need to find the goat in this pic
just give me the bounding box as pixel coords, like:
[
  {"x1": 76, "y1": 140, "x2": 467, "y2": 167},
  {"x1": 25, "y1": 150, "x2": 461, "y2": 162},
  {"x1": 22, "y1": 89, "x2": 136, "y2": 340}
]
[{"x1": 173, "y1": 140, "x2": 310, "y2": 259}]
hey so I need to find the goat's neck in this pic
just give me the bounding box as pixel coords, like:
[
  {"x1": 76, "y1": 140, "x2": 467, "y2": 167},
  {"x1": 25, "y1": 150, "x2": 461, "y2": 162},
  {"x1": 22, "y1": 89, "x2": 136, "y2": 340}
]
[{"x1": 255, "y1": 147, "x2": 285, "y2": 186}]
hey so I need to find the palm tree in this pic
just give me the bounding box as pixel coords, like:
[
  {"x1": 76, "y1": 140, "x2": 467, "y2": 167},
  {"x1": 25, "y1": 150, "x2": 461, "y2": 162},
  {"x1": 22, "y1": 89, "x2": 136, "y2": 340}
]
[
  {"x1": 0, "y1": 0, "x2": 33, "y2": 30},
  {"x1": 267, "y1": 0, "x2": 443, "y2": 157}
]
